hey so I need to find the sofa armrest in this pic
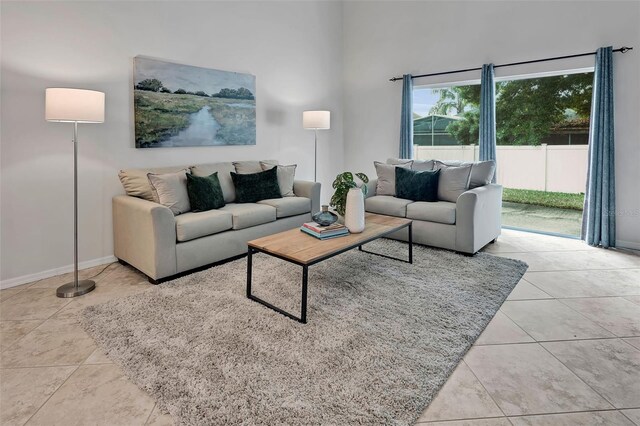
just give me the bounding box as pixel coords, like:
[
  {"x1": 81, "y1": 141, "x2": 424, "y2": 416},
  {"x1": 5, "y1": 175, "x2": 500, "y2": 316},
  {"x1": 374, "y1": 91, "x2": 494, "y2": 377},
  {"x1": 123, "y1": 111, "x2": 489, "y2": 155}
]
[
  {"x1": 455, "y1": 184, "x2": 503, "y2": 254},
  {"x1": 113, "y1": 195, "x2": 177, "y2": 280},
  {"x1": 365, "y1": 179, "x2": 378, "y2": 199},
  {"x1": 293, "y1": 180, "x2": 321, "y2": 214}
]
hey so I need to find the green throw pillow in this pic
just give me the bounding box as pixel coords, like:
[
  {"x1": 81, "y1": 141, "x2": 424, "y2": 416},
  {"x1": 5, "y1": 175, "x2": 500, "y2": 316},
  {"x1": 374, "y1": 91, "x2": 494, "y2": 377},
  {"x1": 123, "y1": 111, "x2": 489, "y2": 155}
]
[
  {"x1": 231, "y1": 167, "x2": 282, "y2": 203},
  {"x1": 395, "y1": 167, "x2": 440, "y2": 202},
  {"x1": 186, "y1": 172, "x2": 225, "y2": 212}
]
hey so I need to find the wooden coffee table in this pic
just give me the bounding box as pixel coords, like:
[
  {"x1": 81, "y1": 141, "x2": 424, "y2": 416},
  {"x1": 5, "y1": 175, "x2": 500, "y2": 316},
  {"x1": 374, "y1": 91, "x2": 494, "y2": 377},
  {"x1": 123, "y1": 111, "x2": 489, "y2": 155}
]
[{"x1": 246, "y1": 213, "x2": 412, "y2": 323}]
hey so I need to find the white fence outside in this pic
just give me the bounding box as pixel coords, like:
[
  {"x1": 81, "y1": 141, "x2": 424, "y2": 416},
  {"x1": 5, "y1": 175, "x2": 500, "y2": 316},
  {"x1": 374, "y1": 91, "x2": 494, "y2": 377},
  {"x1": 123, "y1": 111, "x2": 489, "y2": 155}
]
[{"x1": 414, "y1": 144, "x2": 588, "y2": 194}]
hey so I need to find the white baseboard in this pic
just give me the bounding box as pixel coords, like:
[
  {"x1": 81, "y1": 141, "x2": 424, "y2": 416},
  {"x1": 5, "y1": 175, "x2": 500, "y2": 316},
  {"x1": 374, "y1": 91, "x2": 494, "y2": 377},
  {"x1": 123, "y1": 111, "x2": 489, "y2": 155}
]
[
  {"x1": 617, "y1": 240, "x2": 640, "y2": 251},
  {"x1": 1, "y1": 255, "x2": 118, "y2": 290}
]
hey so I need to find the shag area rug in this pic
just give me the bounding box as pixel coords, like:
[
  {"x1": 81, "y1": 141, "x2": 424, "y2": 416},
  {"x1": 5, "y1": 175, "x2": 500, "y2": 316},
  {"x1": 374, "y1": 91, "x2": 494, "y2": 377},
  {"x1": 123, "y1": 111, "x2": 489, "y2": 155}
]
[{"x1": 82, "y1": 240, "x2": 527, "y2": 425}]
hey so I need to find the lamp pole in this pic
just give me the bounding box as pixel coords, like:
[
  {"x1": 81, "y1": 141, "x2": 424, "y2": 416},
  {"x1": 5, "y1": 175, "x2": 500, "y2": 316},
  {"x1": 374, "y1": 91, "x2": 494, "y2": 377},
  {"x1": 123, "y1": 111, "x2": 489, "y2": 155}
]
[
  {"x1": 314, "y1": 128, "x2": 318, "y2": 182},
  {"x1": 57, "y1": 121, "x2": 96, "y2": 298},
  {"x1": 73, "y1": 121, "x2": 79, "y2": 290},
  {"x1": 302, "y1": 110, "x2": 330, "y2": 183}
]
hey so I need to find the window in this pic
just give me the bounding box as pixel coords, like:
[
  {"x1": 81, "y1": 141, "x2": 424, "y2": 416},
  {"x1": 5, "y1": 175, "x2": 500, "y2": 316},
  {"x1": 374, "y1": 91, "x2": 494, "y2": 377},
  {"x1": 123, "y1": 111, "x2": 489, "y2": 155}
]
[
  {"x1": 413, "y1": 71, "x2": 593, "y2": 237},
  {"x1": 413, "y1": 82, "x2": 480, "y2": 162}
]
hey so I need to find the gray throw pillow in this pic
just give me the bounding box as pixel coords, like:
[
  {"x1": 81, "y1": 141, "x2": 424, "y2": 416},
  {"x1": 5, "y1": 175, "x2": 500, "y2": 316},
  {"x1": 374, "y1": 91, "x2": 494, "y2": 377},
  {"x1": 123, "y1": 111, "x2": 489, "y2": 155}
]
[
  {"x1": 436, "y1": 160, "x2": 496, "y2": 188},
  {"x1": 434, "y1": 161, "x2": 472, "y2": 203},
  {"x1": 412, "y1": 159, "x2": 435, "y2": 171},
  {"x1": 260, "y1": 162, "x2": 296, "y2": 197},
  {"x1": 147, "y1": 170, "x2": 191, "y2": 215},
  {"x1": 469, "y1": 160, "x2": 496, "y2": 188},
  {"x1": 374, "y1": 161, "x2": 411, "y2": 196},
  {"x1": 386, "y1": 158, "x2": 414, "y2": 167}
]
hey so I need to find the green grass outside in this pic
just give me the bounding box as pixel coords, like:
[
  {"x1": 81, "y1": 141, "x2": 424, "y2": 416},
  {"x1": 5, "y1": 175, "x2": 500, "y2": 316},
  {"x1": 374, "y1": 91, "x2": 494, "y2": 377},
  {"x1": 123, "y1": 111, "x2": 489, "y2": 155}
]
[
  {"x1": 134, "y1": 90, "x2": 256, "y2": 147},
  {"x1": 503, "y1": 188, "x2": 584, "y2": 211}
]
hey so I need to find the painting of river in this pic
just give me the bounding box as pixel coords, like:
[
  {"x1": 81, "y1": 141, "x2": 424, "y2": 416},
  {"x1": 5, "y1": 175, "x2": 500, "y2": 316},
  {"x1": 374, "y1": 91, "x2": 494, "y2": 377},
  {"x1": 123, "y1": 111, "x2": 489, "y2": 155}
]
[{"x1": 134, "y1": 57, "x2": 256, "y2": 148}]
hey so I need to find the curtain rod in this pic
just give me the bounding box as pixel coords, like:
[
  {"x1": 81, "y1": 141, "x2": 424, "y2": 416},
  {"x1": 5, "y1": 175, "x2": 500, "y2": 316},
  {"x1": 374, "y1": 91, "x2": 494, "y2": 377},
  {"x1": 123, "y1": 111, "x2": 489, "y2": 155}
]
[{"x1": 389, "y1": 46, "x2": 633, "y2": 82}]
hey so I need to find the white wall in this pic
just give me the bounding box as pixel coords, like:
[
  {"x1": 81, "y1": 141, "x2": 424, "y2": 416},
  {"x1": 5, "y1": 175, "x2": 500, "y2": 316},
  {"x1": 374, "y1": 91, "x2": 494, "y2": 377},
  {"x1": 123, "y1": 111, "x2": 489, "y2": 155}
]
[
  {"x1": 343, "y1": 1, "x2": 640, "y2": 249},
  {"x1": 3, "y1": 1, "x2": 640, "y2": 285},
  {"x1": 0, "y1": 1, "x2": 344, "y2": 283}
]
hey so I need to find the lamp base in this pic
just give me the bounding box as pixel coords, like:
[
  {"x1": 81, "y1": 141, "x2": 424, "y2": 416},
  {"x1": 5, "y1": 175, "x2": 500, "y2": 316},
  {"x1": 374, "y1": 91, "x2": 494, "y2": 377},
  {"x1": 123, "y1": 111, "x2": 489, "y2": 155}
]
[{"x1": 56, "y1": 280, "x2": 96, "y2": 298}]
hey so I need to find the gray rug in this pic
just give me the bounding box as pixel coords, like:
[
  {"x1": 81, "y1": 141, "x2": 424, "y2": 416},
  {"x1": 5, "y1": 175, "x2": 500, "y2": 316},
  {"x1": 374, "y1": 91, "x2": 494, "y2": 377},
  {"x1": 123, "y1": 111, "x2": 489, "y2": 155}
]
[{"x1": 82, "y1": 239, "x2": 527, "y2": 425}]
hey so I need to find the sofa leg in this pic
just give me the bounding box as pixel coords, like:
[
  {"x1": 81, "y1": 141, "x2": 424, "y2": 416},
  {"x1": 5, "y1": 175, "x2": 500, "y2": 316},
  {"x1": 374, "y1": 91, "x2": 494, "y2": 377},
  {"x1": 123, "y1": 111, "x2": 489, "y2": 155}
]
[
  {"x1": 490, "y1": 238, "x2": 497, "y2": 244},
  {"x1": 456, "y1": 251, "x2": 475, "y2": 257},
  {"x1": 148, "y1": 277, "x2": 160, "y2": 285}
]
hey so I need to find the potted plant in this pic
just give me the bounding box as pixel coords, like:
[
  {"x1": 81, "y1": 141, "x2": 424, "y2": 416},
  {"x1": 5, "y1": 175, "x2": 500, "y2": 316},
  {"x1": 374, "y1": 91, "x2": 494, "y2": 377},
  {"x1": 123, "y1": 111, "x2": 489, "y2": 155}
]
[{"x1": 330, "y1": 172, "x2": 369, "y2": 233}]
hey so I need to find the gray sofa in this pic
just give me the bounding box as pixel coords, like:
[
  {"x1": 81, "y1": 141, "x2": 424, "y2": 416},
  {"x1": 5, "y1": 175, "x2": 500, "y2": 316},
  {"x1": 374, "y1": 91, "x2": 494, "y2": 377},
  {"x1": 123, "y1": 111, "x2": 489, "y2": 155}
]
[
  {"x1": 113, "y1": 160, "x2": 320, "y2": 283},
  {"x1": 365, "y1": 158, "x2": 502, "y2": 254}
]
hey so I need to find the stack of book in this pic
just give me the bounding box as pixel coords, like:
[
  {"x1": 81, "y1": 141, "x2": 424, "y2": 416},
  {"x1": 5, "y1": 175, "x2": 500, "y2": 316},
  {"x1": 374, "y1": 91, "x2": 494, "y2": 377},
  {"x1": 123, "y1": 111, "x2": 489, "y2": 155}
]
[{"x1": 300, "y1": 222, "x2": 349, "y2": 240}]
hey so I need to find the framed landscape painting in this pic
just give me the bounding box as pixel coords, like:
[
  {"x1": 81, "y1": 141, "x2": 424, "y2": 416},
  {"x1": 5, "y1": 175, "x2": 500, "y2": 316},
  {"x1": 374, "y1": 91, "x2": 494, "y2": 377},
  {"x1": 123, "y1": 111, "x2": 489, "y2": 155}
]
[{"x1": 133, "y1": 56, "x2": 256, "y2": 148}]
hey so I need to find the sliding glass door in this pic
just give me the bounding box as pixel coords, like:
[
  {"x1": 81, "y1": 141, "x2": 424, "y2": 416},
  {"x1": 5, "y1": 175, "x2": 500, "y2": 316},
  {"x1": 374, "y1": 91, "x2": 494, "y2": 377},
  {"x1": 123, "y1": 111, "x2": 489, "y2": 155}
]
[{"x1": 413, "y1": 70, "x2": 593, "y2": 237}]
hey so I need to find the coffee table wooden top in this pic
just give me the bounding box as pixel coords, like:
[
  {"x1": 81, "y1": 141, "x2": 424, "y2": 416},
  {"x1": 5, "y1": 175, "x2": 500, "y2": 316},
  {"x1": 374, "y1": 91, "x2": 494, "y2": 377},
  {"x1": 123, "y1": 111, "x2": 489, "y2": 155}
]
[{"x1": 248, "y1": 213, "x2": 412, "y2": 265}]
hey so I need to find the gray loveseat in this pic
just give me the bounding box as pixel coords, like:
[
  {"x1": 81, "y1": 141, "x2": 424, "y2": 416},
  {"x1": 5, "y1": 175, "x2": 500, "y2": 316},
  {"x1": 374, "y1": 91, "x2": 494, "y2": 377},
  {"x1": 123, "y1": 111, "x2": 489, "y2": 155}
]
[
  {"x1": 113, "y1": 160, "x2": 320, "y2": 283},
  {"x1": 365, "y1": 158, "x2": 502, "y2": 255}
]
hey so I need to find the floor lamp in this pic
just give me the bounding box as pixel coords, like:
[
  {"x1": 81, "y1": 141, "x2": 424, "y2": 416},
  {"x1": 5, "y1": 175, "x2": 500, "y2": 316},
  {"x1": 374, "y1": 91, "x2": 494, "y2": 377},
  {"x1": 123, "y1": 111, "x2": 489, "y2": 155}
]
[
  {"x1": 46, "y1": 88, "x2": 105, "y2": 298},
  {"x1": 302, "y1": 110, "x2": 330, "y2": 182}
]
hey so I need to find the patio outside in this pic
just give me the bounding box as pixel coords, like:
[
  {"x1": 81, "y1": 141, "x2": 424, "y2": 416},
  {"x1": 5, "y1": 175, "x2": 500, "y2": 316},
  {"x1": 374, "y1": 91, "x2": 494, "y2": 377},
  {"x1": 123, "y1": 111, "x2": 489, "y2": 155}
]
[{"x1": 501, "y1": 189, "x2": 584, "y2": 237}]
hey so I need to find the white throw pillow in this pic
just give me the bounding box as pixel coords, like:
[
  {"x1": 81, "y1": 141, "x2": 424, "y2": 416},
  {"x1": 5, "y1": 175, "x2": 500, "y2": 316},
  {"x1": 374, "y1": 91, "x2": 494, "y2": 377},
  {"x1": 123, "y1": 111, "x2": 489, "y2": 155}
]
[
  {"x1": 260, "y1": 162, "x2": 296, "y2": 197},
  {"x1": 374, "y1": 161, "x2": 412, "y2": 196},
  {"x1": 147, "y1": 170, "x2": 191, "y2": 215}
]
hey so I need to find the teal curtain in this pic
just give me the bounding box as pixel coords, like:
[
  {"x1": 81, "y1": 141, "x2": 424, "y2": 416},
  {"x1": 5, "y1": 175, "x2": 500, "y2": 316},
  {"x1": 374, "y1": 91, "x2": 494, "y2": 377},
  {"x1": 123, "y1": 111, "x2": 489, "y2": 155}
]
[
  {"x1": 479, "y1": 64, "x2": 496, "y2": 182},
  {"x1": 400, "y1": 74, "x2": 414, "y2": 158},
  {"x1": 582, "y1": 46, "x2": 616, "y2": 247}
]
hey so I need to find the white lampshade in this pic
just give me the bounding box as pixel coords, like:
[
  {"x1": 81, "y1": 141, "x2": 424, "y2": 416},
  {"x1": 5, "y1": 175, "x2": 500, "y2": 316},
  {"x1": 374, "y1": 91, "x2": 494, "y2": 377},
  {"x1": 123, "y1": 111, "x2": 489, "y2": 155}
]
[
  {"x1": 46, "y1": 88, "x2": 105, "y2": 123},
  {"x1": 303, "y1": 110, "x2": 330, "y2": 130}
]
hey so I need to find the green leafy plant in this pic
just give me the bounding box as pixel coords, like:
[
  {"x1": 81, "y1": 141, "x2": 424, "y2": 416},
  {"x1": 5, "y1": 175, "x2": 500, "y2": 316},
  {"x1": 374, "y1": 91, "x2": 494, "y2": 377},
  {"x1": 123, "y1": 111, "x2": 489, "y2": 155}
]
[{"x1": 330, "y1": 172, "x2": 369, "y2": 216}]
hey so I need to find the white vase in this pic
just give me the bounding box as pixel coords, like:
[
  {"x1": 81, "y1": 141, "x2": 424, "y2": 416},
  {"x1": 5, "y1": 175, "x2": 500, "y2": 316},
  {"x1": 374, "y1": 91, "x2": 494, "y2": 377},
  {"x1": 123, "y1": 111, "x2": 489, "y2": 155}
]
[{"x1": 345, "y1": 188, "x2": 365, "y2": 233}]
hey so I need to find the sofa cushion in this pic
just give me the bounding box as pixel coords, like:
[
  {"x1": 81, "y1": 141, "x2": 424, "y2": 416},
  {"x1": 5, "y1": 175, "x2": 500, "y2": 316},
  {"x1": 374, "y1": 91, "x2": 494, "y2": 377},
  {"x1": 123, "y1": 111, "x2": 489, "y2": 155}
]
[
  {"x1": 175, "y1": 210, "x2": 233, "y2": 242},
  {"x1": 386, "y1": 158, "x2": 414, "y2": 166},
  {"x1": 406, "y1": 201, "x2": 456, "y2": 225},
  {"x1": 365, "y1": 195, "x2": 413, "y2": 218},
  {"x1": 434, "y1": 162, "x2": 472, "y2": 203},
  {"x1": 258, "y1": 197, "x2": 311, "y2": 218},
  {"x1": 118, "y1": 165, "x2": 189, "y2": 202},
  {"x1": 412, "y1": 159, "x2": 436, "y2": 172},
  {"x1": 233, "y1": 160, "x2": 278, "y2": 174},
  {"x1": 219, "y1": 203, "x2": 276, "y2": 230},
  {"x1": 387, "y1": 158, "x2": 434, "y2": 172},
  {"x1": 374, "y1": 161, "x2": 412, "y2": 196},
  {"x1": 190, "y1": 162, "x2": 236, "y2": 203}
]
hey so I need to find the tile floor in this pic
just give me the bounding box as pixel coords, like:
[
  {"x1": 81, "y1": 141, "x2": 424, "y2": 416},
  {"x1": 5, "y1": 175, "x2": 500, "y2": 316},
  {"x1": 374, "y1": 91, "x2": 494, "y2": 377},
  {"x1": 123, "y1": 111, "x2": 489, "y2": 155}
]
[{"x1": 1, "y1": 229, "x2": 639, "y2": 425}]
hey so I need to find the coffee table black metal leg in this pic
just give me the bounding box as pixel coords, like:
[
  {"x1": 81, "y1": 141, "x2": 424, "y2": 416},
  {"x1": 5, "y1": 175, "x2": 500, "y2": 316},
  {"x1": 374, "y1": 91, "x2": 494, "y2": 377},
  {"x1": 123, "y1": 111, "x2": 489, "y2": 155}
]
[
  {"x1": 408, "y1": 222, "x2": 413, "y2": 264},
  {"x1": 358, "y1": 223, "x2": 413, "y2": 263},
  {"x1": 301, "y1": 266, "x2": 308, "y2": 324},
  {"x1": 246, "y1": 248, "x2": 308, "y2": 323},
  {"x1": 246, "y1": 247, "x2": 253, "y2": 297}
]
